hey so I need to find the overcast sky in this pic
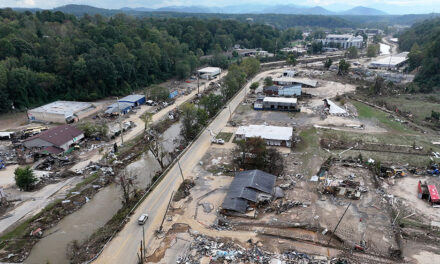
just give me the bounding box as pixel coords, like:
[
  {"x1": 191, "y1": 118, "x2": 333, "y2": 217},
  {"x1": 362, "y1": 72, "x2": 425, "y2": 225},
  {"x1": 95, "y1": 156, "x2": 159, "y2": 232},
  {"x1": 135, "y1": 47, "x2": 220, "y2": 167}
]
[{"x1": 2, "y1": 0, "x2": 439, "y2": 14}]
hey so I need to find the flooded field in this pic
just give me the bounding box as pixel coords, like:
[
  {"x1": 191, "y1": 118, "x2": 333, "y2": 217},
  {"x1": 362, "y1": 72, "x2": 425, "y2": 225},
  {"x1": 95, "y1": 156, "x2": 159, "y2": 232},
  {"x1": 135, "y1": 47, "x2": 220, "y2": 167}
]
[{"x1": 25, "y1": 122, "x2": 182, "y2": 264}]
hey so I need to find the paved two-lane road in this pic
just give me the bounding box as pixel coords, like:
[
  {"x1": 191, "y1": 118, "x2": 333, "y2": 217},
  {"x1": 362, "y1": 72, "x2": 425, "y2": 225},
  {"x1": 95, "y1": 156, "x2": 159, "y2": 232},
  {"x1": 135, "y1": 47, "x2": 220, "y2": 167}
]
[{"x1": 95, "y1": 69, "x2": 278, "y2": 264}]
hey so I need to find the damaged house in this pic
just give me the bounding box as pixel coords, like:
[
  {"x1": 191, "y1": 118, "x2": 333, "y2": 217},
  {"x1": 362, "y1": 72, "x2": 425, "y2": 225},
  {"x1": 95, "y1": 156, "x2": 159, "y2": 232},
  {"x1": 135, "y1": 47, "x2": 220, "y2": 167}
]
[
  {"x1": 23, "y1": 124, "x2": 84, "y2": 154},
  {"x1": 222, "y1": 170, "x2": 276, "y2": 214}
]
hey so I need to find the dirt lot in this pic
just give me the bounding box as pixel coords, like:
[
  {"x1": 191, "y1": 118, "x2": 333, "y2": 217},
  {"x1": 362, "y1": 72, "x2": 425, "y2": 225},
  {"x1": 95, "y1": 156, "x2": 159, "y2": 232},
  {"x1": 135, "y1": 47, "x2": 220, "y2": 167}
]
[{"x1": 143, "y1": 68, "x2": 440, "y2": 264}]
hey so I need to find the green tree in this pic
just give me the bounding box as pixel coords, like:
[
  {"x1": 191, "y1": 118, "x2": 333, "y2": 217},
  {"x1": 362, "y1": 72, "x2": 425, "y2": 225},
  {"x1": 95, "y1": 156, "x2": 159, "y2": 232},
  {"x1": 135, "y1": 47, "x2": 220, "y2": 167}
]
[
  {"x1": 250, "y1": 82, "x2": 259, "y2": 90},
  {"x1": 367, "y1": 44, "x2": 379, "y2": 58},
  {"x1": 14, "y1": 166, "x2": 37, "y2": 191},
  {"x1": 180, "y1": 103, "x2": 200, "y2": 141},
  {"x1": 324, "y1": 58, "x2": 333, "y2": 69},
  {"x1": 264, "y1": 76, "x2": 273, "y2": 87},
  {"x1": 286, "y1": 53, "x2": 297, "y2": 66},
  {"x1": 240, "y1": 57, "x2": 260, "y2": 77},
  {"x1": 338, "y1": 59, "x2": 350, "y2": 75},
  {"x1": 175, "y1": 60, "x2": 191, "y2": 79},
  {"x1": 346, "y1": 46, "x2": 358, "y2": 59},
  {"x1": 148, "y1": 85, "x2": 169, "y2": 101},
  {"x1": 200, "y1": 94, "x2": 223, "y2": 117}
]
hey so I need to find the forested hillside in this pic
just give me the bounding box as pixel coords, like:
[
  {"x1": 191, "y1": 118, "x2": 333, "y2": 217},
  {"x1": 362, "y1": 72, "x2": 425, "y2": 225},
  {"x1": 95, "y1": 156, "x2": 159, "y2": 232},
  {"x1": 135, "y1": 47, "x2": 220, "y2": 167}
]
[
  {"x1": 399, "y1": 18, "x2": 440, "y2": 91},
  {"x1": 0, "y1": 9, "x2": 302, "y2": 113}
]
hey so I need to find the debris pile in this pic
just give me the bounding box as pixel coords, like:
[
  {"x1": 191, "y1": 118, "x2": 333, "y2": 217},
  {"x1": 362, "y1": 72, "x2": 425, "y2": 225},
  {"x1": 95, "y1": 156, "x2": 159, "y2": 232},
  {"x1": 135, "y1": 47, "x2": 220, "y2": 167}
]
[{"x1": 177, "y1": 234, "x2": 346, "y2": 264}]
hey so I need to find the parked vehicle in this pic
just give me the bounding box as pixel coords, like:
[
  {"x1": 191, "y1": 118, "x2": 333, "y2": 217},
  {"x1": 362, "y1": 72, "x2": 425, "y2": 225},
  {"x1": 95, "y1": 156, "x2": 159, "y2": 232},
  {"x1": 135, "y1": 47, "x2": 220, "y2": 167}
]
[
  {"x1": 211, "y1": 138, "x2": 225, "y2": 145},
  {"x1": 138, "y1": 213, "x2": 149, "y2": 225}
]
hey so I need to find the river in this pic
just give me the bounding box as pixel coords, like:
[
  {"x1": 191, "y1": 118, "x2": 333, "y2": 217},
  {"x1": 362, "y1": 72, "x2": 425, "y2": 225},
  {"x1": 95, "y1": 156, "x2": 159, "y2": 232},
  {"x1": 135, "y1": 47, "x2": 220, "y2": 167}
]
[{"x1": 25, "y1": 122, "x2": 182, "y2": 264}]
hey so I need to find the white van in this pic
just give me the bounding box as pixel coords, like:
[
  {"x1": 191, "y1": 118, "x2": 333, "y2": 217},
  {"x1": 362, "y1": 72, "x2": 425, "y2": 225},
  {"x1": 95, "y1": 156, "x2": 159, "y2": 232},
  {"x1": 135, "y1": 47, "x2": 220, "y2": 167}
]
[{"x1": 138, "y1": 213, "x2": 149, "y2": 225}]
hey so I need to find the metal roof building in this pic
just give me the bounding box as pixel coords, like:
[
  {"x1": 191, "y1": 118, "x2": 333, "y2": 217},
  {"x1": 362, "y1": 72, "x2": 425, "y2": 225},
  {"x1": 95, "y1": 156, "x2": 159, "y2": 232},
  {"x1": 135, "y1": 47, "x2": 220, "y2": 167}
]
[
  {"x1": 273, "y1": 77, "x2": 318, "y2": 88},
  {"x1": 197, "y1": 67, "x2": 221, "y2": 79},
  {"x1": 118, "y1": 94, "x2": 146, "y2": 106},
  {"x1": 28, "y1": 101, "x2": 97, "y2": 124},
  {"x1": 261, "y1": 97, "x2": 299, "y2": 112},
  {"x1": 105, "y1": 102, "x2": 133, "y2": 115},
  {"x1": 222, "y1": 170, "x2": 276, "y2": 213},
  {"x1": 23, "y1": 124, "x2": 84, "y2": 153},
  {"x1": 235, "y1": 125, "x2": 293, "y2": 147},
  {"x1": 278, "y1": 85, "x2": 302, "y2": 97},
  {"x1": 368, "y1": 52, "x2": 409, "y2": 70}
]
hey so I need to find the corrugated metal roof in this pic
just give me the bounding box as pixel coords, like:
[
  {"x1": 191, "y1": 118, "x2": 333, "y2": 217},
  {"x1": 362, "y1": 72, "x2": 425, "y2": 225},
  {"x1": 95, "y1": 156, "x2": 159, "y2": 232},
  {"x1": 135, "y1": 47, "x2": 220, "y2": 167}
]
[
  {"x1": 118, "y1": 94, "x2": 145, "y2": 103},
  {"x1": 236, "y1": 125, "x2": 293, "y2": 141},
  {"x1": 222, "y1": 170, "x2": 276, "y2": 213},
  {"x1": 25, "y1": 125, "x2": 83, "y2": 147},
  {"x1": 105, "y1": 102, "x2": 133, "y2": 114}
]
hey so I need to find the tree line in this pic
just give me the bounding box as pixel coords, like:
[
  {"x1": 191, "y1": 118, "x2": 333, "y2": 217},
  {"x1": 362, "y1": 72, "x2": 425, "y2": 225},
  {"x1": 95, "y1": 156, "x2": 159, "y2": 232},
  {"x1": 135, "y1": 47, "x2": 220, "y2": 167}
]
[
  {"x1": 0, "y1": 9, "x2": 302, "y2": 113},
  {"x1": 180, "y1": 57, "x2": 260, "y2": 142},
  {"x1": 398, "y1": 17, "x2": 440, "y2": 92}
]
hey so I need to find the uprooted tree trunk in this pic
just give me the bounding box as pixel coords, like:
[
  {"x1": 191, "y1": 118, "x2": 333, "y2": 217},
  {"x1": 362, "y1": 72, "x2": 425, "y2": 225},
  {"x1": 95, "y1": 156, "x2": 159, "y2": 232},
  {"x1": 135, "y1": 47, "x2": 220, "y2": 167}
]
[
  {"x1": 147, "y1": 135, "x2": 168, "y2": 170},
  {"x1": 116, "y1": 170, "x2": 137, "y2": 204}
]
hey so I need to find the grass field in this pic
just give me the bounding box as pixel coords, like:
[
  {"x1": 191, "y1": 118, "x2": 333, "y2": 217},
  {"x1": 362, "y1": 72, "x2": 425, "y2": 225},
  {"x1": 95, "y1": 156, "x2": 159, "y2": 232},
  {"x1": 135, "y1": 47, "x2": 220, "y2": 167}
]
[
  {"x1": 374, "y1": 94, "x2": 440, "y2": 124},
  {"x1": 351, "y1": 100, "x2": 410, "y2": 133},
  {"x1": 216, "y1": 132, "x2": 233, "y2": 142}
]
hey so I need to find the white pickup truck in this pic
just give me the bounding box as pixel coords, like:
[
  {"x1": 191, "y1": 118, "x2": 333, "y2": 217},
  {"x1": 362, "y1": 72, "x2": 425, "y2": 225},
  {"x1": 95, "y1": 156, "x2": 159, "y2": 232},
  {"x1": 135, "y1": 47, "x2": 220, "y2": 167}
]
[{"x1": 211, "y1": 138, "x2": 225, "y2": 145}]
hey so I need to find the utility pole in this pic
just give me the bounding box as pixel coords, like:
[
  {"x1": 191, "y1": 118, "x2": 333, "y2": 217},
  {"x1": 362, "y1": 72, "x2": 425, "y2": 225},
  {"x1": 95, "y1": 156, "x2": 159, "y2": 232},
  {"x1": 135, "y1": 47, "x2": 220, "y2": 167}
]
[
  {"x1": 177, "y1": 161, "x2": 184, "y2": 181},
  {"x1": 228, "y1": 105, "x2": 232, "y2": 120},
  {"x1": 142, "y1": 225, "x2": 146, "y2": 257},
  {"x1": 116, "y1": 96, "x2": 124, "y2": 145},
  {"x1": 159, "y1": 191, "x2": 174, "y2": 232},
  {"x1": 327, "y1": 202, "x2": 351, "y2": 247},
  {"x1": 197, "y1": 74, "x2": 200, "y2": 95}
]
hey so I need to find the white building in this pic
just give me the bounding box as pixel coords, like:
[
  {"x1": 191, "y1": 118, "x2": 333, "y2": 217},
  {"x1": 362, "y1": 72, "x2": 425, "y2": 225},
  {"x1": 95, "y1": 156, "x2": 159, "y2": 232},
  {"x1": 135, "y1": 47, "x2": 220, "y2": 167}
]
[
  {"x1": 368, "y1": 52, "x2": 409, "y2": 70},
  {"x1": 197, "y1": 67, "x2": 222, "y2": 80},
  {"x1": 235, "y1": 125, "x2": 293, "y2": 147},
  {"x1": 322, "y1": 34, "x2": 363, "y2": 49},
  {"x1": 273, "y1": 77, "x2": 318, "y2": 88},
  {"x1": 28, "y1": 101, "x2": 101, "y2": 124}
]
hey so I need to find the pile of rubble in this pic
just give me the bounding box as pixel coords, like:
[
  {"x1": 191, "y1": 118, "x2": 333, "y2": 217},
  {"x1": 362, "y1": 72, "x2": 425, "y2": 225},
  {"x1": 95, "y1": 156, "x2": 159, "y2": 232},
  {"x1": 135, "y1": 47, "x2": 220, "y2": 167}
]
[
  {"x1": 318, "y1": 170, "x2": 369, "y2": 200},
  {"x1": 178, "y1": 234, "x2": 349, "y2": 264}
]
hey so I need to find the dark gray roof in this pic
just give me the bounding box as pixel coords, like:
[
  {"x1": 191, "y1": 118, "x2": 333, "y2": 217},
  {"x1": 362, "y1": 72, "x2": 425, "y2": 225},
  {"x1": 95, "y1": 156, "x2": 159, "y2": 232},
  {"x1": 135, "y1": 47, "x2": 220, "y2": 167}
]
[{"x1": 222, "y1": 170, "x2": 276, "y2": 213}]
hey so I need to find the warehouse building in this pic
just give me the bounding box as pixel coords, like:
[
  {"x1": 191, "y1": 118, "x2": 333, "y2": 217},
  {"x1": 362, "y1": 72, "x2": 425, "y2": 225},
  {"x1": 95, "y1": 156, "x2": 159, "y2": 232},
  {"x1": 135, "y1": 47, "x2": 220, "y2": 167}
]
[
  {"x1": 105, "y1": 102, "x2": 133, "y2": 115},
  {"x1": 118, "y1": 94, "x2": 146, "y2": 106},
  {"x1": 322, "y1": 34, "x2": 363, "y2": 49},
  {"x1": 28, "y1": 101, "x2": 100, "y2": 124},
  {"x1": 222, "y1": 170, "x2": 276, "y2": 214},
  {"x1": 197, "y1": 67, "x2": 222, "y2": 80},
  {"x1": 263, "y1": 97, "x2": 299, "y2": 111},
  {"x1": 273, "y1": 77, "x2": 318, "y2": 88},
  {"x1": 263, "y1": 85, "x2": 302, "y2": 97},
  {"x1": 235, "y1": 125, "x2": 293, "y2": 147},
  {"x1": 368, "y1": 52, "x2": 409, "y2": 70},
  {"x1": 23, "y1": 124, "x2": 84, "y2": 154},
  {"x1": 278, "y1": 85, "x2": 302, "y2": 97}
]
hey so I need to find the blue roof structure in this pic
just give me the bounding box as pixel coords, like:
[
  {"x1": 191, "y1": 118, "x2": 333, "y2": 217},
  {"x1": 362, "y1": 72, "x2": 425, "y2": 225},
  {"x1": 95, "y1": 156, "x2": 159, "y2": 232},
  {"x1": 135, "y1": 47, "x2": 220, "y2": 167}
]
[
  {"x1": 118, "y1": 94, "x2": 146, "y2": 105},
  {"x1": 105, "y1": 102, "x2": 133, "y2": 114}
]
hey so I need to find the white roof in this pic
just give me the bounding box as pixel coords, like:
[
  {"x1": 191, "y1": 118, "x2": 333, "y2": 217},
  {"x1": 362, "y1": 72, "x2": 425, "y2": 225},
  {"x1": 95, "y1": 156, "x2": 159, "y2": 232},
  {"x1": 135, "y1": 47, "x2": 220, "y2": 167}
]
[
  {"x1": 326, "y1": 34, "x2": 354, "y2": 38},
  {"x1": 236, "y1": 125, "x2": 293, "y2": 141},
  {"x1": 263, "y1": 97, "x2": 297, "y2": 104},
  {"x1": 369, "y1": 53, "x2": 408, "y2": 67},
  {"x1": 273, "y1": 77, "x2": 318, "y2": 87},
  {"x1": 326, "y1": 99, "x2": 347, "y2": 114},
  {"x1": 197, "y1": 67, "x2": 221, "y2": 73},
  {"x1": 28, "y1": 101, "x2": 94, "y2": 118}
]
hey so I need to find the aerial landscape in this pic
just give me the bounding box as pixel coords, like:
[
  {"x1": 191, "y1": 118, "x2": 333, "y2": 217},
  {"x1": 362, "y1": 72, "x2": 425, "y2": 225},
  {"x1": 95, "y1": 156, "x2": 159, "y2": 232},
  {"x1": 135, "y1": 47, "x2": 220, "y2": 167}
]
[{"x1": 0, "y1": 0, "x2": 440, "y2": 263}]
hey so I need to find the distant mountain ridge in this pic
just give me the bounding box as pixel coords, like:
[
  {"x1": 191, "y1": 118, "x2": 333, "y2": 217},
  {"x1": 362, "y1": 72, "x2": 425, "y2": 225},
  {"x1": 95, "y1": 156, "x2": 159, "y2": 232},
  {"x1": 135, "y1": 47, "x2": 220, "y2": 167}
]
[{"x1": 23, "y1": 4, "x2": 388, "y2": 16}]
